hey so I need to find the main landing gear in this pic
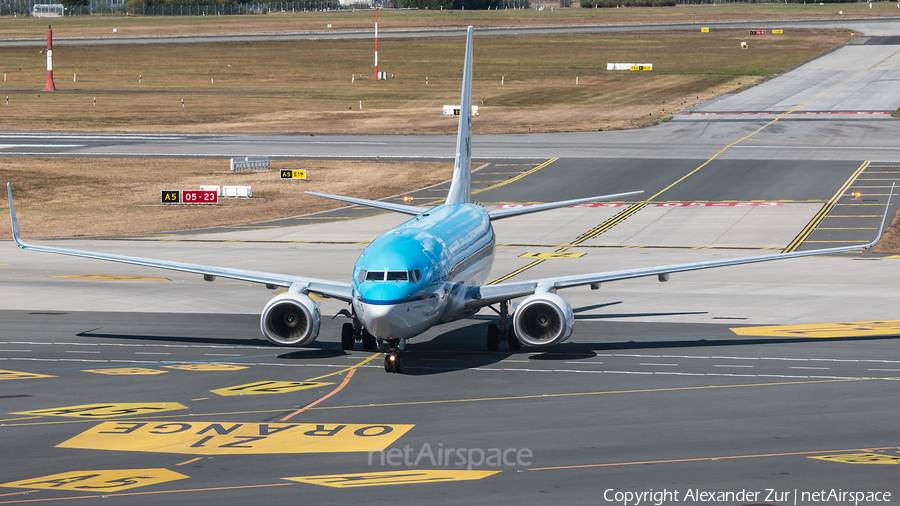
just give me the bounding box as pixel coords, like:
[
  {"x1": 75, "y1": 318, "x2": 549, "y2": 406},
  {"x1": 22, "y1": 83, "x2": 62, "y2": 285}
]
[
  {"x1": 383, "y1": 339, "x2": 404, "y2": 374},
  {"x1": 340, "y1": 319, "x2": 377, "y2": 352},
  {"x1": 486, "y1": 301, "x2": 521, "y2": 352}
]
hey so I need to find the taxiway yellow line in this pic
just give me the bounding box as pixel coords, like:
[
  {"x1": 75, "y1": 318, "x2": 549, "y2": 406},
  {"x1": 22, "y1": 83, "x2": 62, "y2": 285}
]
[
  {"x1": 280, "y1": 368, "x2": 357, "y2": 421},
  {"x1": 527, "y1": 445, "x2": 900, "y2": 472},
  {"x1": 302, "y1": 353, "x2": 379, "y2": 383}
]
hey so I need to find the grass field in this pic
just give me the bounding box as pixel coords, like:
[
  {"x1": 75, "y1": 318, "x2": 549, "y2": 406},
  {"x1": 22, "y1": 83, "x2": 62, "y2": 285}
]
[
  {"x1": 0, "y1": 3, "x2": 898, "y2": 39},
  {"x1": 0, "y1": 158, "x2": 453, "y2": 238},
  {"x1": 1, "y1": 29, "x2": 851, "y2": 134}
]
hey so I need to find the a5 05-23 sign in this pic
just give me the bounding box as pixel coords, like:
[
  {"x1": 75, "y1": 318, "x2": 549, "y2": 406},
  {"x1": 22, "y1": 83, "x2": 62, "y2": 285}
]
[{"x1": 161, "y1": 190, "x2": 218, "y2": 204}]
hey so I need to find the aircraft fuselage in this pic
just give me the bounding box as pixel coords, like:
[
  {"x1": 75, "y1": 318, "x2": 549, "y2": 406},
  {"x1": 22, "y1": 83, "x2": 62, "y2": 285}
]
[{"x1": 352, "y1": 203, "x2": 495, "y2": 340}]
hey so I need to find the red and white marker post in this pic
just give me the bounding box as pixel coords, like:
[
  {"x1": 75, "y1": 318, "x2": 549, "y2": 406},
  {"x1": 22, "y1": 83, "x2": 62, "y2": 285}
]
[
  {"x1": 44, "y1": 25, "x2": 56, "y2": 91},
  {"x1": 374, "y1": 8, "x2": 378, "y2": 80}
]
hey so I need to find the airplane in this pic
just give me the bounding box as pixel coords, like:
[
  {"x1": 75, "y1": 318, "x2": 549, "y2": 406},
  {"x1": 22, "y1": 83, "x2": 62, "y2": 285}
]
[{"x1": 6, "y1": 26, "x2": 894, "y2": 374}]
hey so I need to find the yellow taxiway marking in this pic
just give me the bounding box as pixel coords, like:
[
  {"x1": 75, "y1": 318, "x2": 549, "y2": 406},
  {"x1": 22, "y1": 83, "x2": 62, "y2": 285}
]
[
  {"x1": 58, "y1": 421, "x2": 414, "y2": 455},
  {"x1": 285, "y1": 469, "x2": 500, "y2": 488},
  {"x1": 472, "y1": 158, "x2": 557, "y2": 196},
  {"x1": 13, "y1": 403, "x2": 187, "y2": 418},
  {"x1": 527, "y1": 445, "x2": 900, "y2": 471},
  {"x1": 303, "y1": 353, "x2": 380, "y2": 383},
  {"x1": 211, "y1": 381, "x2": 334, "y2": 396},
  {"x1": 52, "y1": 275, "x2": 170, "y2": 281},
  {"x1": 1, "y1": 469, "x2": 188, "y2": 493},
  {"x1": 164, "y1": 363, "x2": 247, "y2": 372},
  {"x1": 731, "y1": 320, "x2": 900, "y2": 338},
  {"x1": 0, "y1": 369, "x2": 55, "y2": 381},
  {"x1": 519, "y1": 252, "x2": 585, "y2": 259},
  {"x1": 83, "y1": 367, "x2": 167, "y2": 376},
  {"x1": 810, "y1": 453, "x2": 900, "y2": 465}
]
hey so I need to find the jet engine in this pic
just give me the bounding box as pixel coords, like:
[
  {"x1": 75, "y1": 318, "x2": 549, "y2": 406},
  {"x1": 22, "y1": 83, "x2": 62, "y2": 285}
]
[
  {"x1": 260, "y1": 293, "x2": 321, "y2": 346},
  {"x1": 512, "y1": 292, "x2": 574, "y2": 347}
]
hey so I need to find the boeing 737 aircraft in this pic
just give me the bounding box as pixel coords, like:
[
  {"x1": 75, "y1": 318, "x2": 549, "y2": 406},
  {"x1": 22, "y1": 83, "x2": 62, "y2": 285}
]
[{"x1": 7, "y1": 27, "x2": 892, "y2": 373}]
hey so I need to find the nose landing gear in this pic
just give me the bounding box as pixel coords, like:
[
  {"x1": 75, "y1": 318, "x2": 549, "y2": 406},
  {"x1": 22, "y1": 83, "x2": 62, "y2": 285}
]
[{"x1": 383, "y1": 338, "x2": 404, "y2": 373}]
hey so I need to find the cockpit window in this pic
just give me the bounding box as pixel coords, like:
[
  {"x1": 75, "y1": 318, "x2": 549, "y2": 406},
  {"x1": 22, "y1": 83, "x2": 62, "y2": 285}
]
[
  {"x1": 386, "y1": 271, "x2": 408, "y2": 281},
  {"x1": 410, "y1": 269, "x2": 422, "y2": 283},
  {"x1": 366, "y1": 271, "x2": 386, "y2": 281}
]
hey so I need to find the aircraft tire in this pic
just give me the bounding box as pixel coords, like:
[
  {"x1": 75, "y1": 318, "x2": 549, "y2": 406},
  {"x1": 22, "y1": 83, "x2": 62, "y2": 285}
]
[
  {"x1": 341, "y1": 323, "x2": 355, "y2": 351},
  {"x1": 487, "y1": 323, "x2": 500, "y2": 351},
  {"x1": 508, "y1": 327, "x2": 521, "y2": 352},
  {"x1": 362, "y1": 330, "x2": 377, "y2": 351}
]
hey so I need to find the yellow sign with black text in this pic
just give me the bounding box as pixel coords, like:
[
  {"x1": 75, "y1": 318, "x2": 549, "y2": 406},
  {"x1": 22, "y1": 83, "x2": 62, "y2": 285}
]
[
  {"x1": 211, "y1": 380, "x2": 333, "y2": 396},
  {"x1": 14, "y1": 403, "x2": 187, "y2": 418},
  {"x1": 58, "y1": 421, "x2": 415, "y2": 455},
  {"x1": 811, "y1": 453, "x2": 900, "y2": 465},
  {"x1": 773, "y1": 29, "x2": 783, "y2": 34},
  {"x1": 285, "y1": 469, "x2": 501, "y2": 488},
  {"x1": 0, "y1": 369, "x2": 55, "y2": 381},
  {"x1": 731, "y1": 320, "x2": 900, "y2": 338},
  {"x1": 280, "y1": 170, "x2": 307, "y2": 180},
  {"x1": 1, "y1": 469, "x2": 188, "y2": 492}
]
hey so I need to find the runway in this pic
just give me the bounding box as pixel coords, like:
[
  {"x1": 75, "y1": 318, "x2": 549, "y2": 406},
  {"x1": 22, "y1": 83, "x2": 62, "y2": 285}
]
[{"x1": 2, "y1": 18, "x2": 900, "y2": 506}]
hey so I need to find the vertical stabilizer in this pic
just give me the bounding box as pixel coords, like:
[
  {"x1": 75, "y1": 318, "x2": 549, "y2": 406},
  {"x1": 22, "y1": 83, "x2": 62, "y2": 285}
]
[{"x1": 445, "y1": 26, "x2": 474, "y2": 206}]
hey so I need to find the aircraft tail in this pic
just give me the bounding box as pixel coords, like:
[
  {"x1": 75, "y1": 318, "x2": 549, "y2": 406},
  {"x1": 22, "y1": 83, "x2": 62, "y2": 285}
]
[{"x1": 445, "y1": 26, "x2": 474, "y2": 206}]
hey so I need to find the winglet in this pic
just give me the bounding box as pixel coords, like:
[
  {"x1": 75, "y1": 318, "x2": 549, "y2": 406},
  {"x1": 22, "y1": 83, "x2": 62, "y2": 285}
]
[
  {"x1": 7, "y1": 183, "x2": 26, "y2": 248},
  {"x1": 445, "y1": 26, "x2": 475, "y2": 206}
]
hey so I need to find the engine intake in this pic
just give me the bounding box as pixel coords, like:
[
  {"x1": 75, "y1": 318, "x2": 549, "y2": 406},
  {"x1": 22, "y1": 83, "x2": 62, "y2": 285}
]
[
  {"x1": 512, "y1": 292, "x2": 574, "y2": 347},
  {"x1": 260, "y1": 293, "x2": 321, "y2": 346}
]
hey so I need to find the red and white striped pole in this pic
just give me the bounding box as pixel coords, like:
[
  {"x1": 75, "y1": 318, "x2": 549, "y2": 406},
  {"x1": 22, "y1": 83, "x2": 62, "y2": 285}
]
[
  {"x1": 374, "y1": 7, "x2": 378, "y2": 80},
  {"x1": 44, "y1": 25, "x2": 56, "y2": 91}
]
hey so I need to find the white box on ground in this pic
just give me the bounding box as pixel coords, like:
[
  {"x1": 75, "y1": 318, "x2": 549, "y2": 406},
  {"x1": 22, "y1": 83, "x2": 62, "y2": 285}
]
[
  {"x1": 200, "y1": 185, "x2": 221, "y2": 196},
  {"x1": 230, "y1": 156, "x2": 269, "y2": 171},
  {"x1": 223, "y1": 185, "x2": 252, "y2": 198}
]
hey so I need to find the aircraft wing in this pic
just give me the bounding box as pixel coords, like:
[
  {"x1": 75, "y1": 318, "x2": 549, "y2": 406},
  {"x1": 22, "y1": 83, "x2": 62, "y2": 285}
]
[
  {"x1": 305, "y1": 191, "x2": 428, "y2": 216},
  {"x1": 7, "y1": 184, "x2": 353, "y2": 302},
  {"x1": 467, "y1": 185, "x2": 893, "y2": 309},
  {"x1": 487, "y1": 190, "x2": 644, "y2": 221}
]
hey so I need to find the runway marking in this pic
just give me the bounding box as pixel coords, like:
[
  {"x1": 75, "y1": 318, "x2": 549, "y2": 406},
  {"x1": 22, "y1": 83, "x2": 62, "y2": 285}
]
[
  {"x1": 211, "y1": 380, "x2": 334, "y2": 396},
  {"x1": 0, "y1": 482, "x2": 291, "y2": 505},
  {"x1": 782, "y1": 160, "x2": 869, "y2": 253},
  {"x1": 0, "y1": 369, "x2": 55, "y2": 381},
  {"x1": 284, "y1": 469, "x2": 500, "y2": 488},
  {"x1": 526, "y1": 446, "x2": 900, "y2": 472},
  {"x1": 0, "y1": 469, "x2": 188, "y2": 493},
  {"x1": 58, "y1": 421, "x2": 414, "y2": 455},
  {"x1": 731, "y1": 320, "x2": 900, "y2": 338},
  {"x1": 82, "y1": 367, "x2": 167, "y2": 375},
  {"x1": 13, "y1": 403, "x2": 188, "y2": 418},
  {"x1": 810, "y1": 453, "x2": 900, "y2": 465}
]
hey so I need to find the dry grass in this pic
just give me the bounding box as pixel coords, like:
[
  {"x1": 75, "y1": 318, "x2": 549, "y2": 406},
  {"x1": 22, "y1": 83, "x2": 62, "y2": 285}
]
[
  {"x1": 0, "y1": 3, "x2": 897, "y2": 39},
  {"x1": 0, "y1": 157, "x2": 452, "y2": 238},
  {"x1": 0, "y1": 29, "x2": 851, "y2": 134}
]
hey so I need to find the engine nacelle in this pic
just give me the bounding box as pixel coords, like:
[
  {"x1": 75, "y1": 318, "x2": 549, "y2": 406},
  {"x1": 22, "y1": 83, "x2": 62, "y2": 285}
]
[
  {"x1": 260, "y1": 292, "x2": 321, "y2": 346},
  {"x1": 512, "y1": 292, "x2": 574, "y2": 347}
]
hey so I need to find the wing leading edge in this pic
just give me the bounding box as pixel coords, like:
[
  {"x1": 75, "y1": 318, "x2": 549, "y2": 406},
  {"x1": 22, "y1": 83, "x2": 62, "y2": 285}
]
[
  {"x1": 6, "y1": 183, "x2": 352, "y2": 302},
  {"x1": 468, "y1": 185, "x2": 895, "y2": 309}
]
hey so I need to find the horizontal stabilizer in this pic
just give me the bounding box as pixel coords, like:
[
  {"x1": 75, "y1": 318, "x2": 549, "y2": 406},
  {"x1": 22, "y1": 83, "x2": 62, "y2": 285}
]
[
  {"x1": 305, "y1": 191, "x2": 428, "y2": 216},
  {"x1": 487, "y1": 190, "x2": 644, "y2": 220}
]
